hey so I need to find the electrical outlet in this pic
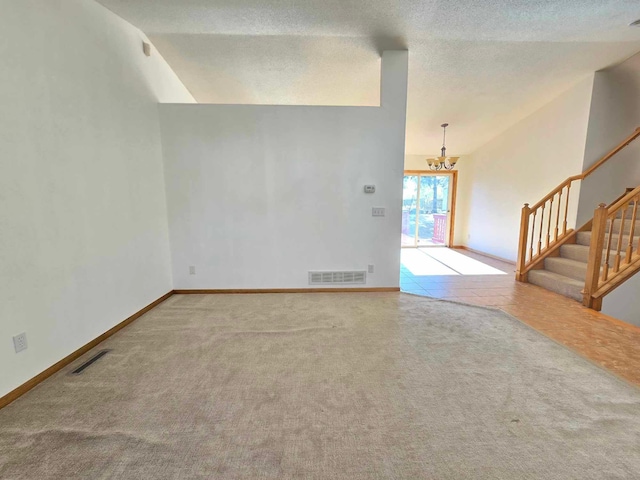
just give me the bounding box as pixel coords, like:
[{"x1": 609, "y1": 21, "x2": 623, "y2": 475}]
[
  {"x1": 372, "y1": 207, "x2": 385, "y2": 217},
  {"x1": 189, "y1": 266, "x2": 196, "y2": 275},
  {"x1": 13, "y1": 333, "x2": 27, "y2": 353},
  {"x1": 368, "y1": 264, "x2": 375, "y2": 274}
]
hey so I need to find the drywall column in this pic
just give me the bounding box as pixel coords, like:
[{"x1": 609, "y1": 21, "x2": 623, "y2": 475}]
[
  {"x1": 381, "y1": 51, "x2": 409, "y2": 122},
  {"x1": 160, "y1": 51, "x2": 408, "y2": 289},
  {"x1": 380, "y1": 50, "x2": 410, "y2": 284}
]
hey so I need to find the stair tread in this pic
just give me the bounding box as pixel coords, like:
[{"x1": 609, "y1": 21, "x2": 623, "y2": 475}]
[
  {"x1": 543, "y1": 256, "x2": 587, "y2": 282},
  {"x1": 559, "y1": 243, "x2": 622, "y2": 266},
  {"x1": 559, "y1": 244, "x2": 589, "y2": 258}
]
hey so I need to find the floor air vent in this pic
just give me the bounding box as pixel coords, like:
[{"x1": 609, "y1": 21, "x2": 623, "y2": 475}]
[
  {"x1": 71, "y1": 349, "x2": 111, "y2": 374},
  {"x1": 309, "y1": 271, "x2": 366, "y2": 285}
]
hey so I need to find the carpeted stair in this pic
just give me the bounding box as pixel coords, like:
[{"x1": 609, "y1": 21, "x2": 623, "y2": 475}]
[{"x1": 528, "y1": 209, "x2": 639, "y2": 302}]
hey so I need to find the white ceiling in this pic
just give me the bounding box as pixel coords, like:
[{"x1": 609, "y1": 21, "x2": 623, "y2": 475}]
[{"x1": 98, "y1": 0, "x2": 640, "y2": 154}]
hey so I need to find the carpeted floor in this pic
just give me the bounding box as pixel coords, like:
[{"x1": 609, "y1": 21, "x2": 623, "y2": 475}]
[{"x1": 1, "y1": 293, "x2": 640, "y2": 479}]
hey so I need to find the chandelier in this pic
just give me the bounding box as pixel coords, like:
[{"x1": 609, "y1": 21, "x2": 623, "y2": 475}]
[{"x1": 426, "y1": 123, "x2": 459, "y2": 170}]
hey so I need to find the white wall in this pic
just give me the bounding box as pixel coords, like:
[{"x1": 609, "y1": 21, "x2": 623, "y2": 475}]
[
  {"x1": 403, "y1": 155, "x2": 471, "y2": 246},
  {"x1": 460, "y1": 76, "x2": 594, "y2": 261},
  {"x1": 576, "y1": 53, "x2": 640, "y2": 325},
  {"x1": 0, "y1": 0, "x2": 194, "y2": 397},
  {"x1": 160, "y1": 51, "x2": 408, "y2": 289}
]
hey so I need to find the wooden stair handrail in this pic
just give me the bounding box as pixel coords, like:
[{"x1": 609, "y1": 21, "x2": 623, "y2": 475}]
[
  {"x1": 605, "y1": 185, "x2": 640, "y2": 213},
  {"x1": 529, "y1": 128, "x2": 640, "y2": 211},
  {"x1": 529, "y1": 175, "x2": 581, "y2": 211},
  {"x1": 516, "y1": 128, "x2": 640, "y2": 283},
  {"x1": 582, "y1": 127, "x2": 640, "y2": 179}
]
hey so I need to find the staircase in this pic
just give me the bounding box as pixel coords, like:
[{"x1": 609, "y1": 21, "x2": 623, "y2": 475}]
[
  {"x1": 527, "y1": 202, "x2": 639, "y2": 303},
  {"x1": 515, "y1": 127, "x2": 640, "y2": 310}
]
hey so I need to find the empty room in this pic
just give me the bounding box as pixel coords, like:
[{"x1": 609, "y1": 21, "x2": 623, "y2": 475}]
[{"x1": 3, "y1": 1, "x2": 640, "y2": 478}]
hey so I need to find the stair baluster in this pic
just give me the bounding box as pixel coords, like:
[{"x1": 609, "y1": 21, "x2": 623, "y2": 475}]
[
  {"x1": 626, "y1": 200, "x2": 637, "y2": 264},
  {"x1": 562, "y1": 184, "x2": 570, "y2": 236},
  {"x1": 613, "y1": 208, "x2": 626, "y2": 272},
  {"x1": 537, "y1": 204, "x2": 544, "y2": 256},
  {"x1": 602, "y1": 215, "x2": 613, "y2": 282},
  {"x1": 546, "y1": 196, "x2": 553, "y2": 248},
  {"x1": 554, "y1": 191, "x2": 561, "y2": 242}
]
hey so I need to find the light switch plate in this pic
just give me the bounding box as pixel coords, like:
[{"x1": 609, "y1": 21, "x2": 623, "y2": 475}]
[
  {"x1": 372, "y1": 207, "x2": 385, "y2": 217},
  {"x1": 364, "y1": 185, "x2": 376, "y2": 194}
]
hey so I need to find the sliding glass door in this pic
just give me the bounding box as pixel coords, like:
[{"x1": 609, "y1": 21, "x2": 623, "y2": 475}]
[
  {"x1": 401, "y1": 175, "x2": 419, "y2": 246},
  {"x1": 401, "y1": 172, "x2": 455, "y2": 247}
]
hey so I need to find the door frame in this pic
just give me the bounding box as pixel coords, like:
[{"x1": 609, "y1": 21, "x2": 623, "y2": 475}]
[{"x1": 402, "y1": 170, "x2": 458, "y2": 248}]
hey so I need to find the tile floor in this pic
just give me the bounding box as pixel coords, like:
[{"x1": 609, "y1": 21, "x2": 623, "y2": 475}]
[
  {"x1": 401, "y1": 247, "x2": 515, "y2": 306},
  {"x1": 400, "y1": 247, "x2": 640, "y2": 387}
]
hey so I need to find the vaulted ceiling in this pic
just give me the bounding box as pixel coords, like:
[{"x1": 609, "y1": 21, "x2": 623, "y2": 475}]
[{"x1": 98, "y1": 0, "x2": 640, "y2": 155}]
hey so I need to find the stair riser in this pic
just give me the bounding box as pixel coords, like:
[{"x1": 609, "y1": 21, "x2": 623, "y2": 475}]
[
  {"x1": 576, "y1": 232, "x2": 591, "y2": 246},
  {"x1": 559, "y1": 245, "x2": 589, "y2": 263},
  {"x1": 559, "y1": 245, "x2": 616, "y2": 266},
  {"x1": 544, "y1": 258, "x2": 587, "y2": 282},
  {"x1": 528, "y1": 271, "x2": 583, "y2": 302},
  {"x1": 609, "y1": 219, "x2": 640, "y2": 235},
  {"x1": 576, "y1": 231, "x2": 639, "y2": 248}
]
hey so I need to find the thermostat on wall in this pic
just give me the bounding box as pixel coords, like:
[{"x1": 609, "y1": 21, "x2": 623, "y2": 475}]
[{"x1": 364, "y1": 185, "x2": 376, "y2": 193}]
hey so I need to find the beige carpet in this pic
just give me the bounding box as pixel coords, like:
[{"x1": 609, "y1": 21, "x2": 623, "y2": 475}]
[{"x1": 1, "y1": 293, "x2": 640, "y2": 479}]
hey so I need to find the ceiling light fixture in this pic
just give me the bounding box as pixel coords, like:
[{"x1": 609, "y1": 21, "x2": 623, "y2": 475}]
[{"x1": 426, "y1": 123, "x2": 459, "y2": 170}]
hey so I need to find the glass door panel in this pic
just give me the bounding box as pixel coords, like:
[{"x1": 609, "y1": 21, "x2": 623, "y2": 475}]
[
  {"x1": 401, "y1": 175, "x2": 418, "y2": 247},
  {"x1": 417, "y1": 174, "x2": 451, "y2": 246},
  {"x1": 402, "y1": 173, "x2": 454, "y2": 248},
  {"x1": 417, "y1": 176, "x2": 434, "y2": 246}
]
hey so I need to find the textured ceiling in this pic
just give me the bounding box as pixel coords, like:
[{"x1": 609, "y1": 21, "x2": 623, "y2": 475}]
[{"x1": 98, "y1": 0, "x2": 640, "y2": 154}]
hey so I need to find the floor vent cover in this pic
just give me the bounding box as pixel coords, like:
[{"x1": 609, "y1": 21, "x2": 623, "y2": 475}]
[
  {"x1": 71, "y1": 349, "x2": 111, "y2": 375},
  {"x1": 309, "y1": 271, "x2": 366, "y2": 285}
]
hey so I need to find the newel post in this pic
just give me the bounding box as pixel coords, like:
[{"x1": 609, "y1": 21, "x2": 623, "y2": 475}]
[
  {"x1": 515, "y1": 203, "x2": 531, "y2": 282},
  {"x1": 583, "y1": 203, "x2": 607, "y2": 310}
]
